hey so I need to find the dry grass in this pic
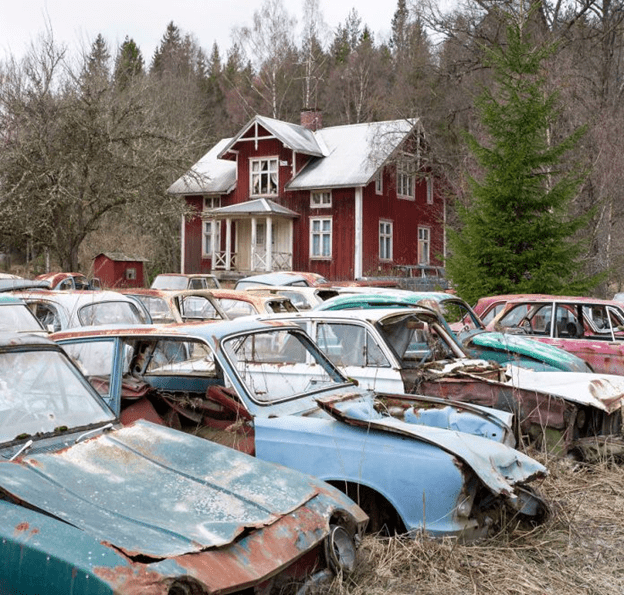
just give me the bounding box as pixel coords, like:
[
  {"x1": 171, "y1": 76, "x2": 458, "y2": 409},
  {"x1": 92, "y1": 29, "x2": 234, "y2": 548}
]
[{"x1": 323, "y1": 456, "x2": 624, "y2": 595}]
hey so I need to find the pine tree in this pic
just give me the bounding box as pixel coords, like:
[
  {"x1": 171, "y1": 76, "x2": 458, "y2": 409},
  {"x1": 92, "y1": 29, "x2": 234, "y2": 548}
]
[
  {"x1": 446, "y1": 22, "x2": 599, "y2": 304},
  {"x1": 114, "y1": 36, "x2": 144, "y2": 90}
]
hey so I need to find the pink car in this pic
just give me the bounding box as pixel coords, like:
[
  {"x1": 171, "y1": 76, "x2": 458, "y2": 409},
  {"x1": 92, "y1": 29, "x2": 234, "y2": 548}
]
[{"x1": 480, "y1": 294, "x2": 624, "y2": 374}]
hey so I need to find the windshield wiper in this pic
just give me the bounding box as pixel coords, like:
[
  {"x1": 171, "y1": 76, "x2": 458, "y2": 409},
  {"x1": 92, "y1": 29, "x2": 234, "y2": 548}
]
[
  {"x1": 10, "y1": 439, "x2": 33, "y2": 461},
  {"x1": 75, "y1": 423, "x2": 114, "y2": 444}
]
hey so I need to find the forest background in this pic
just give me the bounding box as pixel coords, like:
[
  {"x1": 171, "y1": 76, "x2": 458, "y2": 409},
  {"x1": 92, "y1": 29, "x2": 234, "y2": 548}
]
[{"x1": 0, "y1": 0, "x2": 622, "y2": 297}]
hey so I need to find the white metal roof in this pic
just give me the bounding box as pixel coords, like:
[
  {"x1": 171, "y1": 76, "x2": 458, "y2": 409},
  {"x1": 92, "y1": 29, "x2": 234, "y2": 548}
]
[
  {"x1": 205, "y1": 198, "x2": 299, "y2": 218},
  {"x1": 168, "y1": 116, "x2": 420, "y2": 196},
  {"x1": 167, "y1": 138, "x2": 237, "y2": 195},
  {"x1": 287, "y1": 119, "x2": 419, "y2": 190}
]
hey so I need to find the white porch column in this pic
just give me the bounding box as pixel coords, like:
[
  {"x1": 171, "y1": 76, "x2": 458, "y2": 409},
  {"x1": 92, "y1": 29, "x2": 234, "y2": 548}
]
[
  {"x1": 210, "y1": 219, "x2": 217, "y2": 270},
  {"x1": 251, "y1": 217, "x2": 257, "y2": 271},
  {"x1": 288, "y1": 219, "x2": 293, "y2": 269},
  {"x1": 266, "y1": 217, "x2": 273, "y2": 271},
  {"x1": 180, "y1": 215, "x2": 186, "y2": 274},
  {"x1": 354, "y1": 187, "x2": 363, "y2": 279},
  {"x1": 225, "y1": 218, "x2": 232, "y2": 270}
]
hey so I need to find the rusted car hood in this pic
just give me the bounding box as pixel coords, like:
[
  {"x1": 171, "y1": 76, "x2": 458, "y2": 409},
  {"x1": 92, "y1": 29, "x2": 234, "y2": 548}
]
[
  {"x1": 0, "y1": 421, "x2": 320, "y2": 559},
  {"x1": 505, "y1": 366, "x2": 624, "y2": 414},
  {"x1": 316, "y1": 393, "x2": 546, "y2": 502}
]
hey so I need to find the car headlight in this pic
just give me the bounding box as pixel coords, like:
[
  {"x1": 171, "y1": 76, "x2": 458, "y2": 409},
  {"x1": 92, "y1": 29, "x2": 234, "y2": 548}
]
[
  {"x1": 324, "y1": 525, "x2": 357, "y2": 575},
  {"x1": 167, "y1": 577, "x2": 205, "y2": 595}
]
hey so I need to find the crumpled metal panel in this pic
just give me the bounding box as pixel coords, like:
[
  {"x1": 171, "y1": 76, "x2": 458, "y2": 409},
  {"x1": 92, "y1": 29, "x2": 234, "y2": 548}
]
[
  {"x1": 316, "y1": 392, "x2": 546, "y2": 501},
  {"x1": 0, "y1": 420, "x2": 319, "y2": 559},
  {"x1": 505, "y1": 366, "x2": 624, "y2": 413}
]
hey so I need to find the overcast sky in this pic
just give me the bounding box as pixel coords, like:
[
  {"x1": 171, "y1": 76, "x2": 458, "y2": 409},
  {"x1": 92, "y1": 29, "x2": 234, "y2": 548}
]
[{"x1": 0, "y1": 1, "x2": 400, "y2": 63}]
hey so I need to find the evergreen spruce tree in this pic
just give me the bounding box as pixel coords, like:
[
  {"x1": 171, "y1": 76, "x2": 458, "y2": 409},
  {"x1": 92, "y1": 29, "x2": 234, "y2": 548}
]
[{"x1": 446, "y1": 23, "x2": 599, "y2": 304}]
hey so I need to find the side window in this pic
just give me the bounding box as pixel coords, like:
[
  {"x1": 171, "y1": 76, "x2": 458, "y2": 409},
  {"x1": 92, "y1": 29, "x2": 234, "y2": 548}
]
[
  {"x1": 32, "y1": 302, "x2": 62, "y2": 332},
  {"x1": 318, "y1": 323, "x2": 367, "y2": 367}
]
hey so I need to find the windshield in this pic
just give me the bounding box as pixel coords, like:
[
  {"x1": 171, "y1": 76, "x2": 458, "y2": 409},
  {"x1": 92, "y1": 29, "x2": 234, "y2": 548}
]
[
  {"x1": 133, "y1": 296, "x2": 176, "y2": 324},
  {"x1": 222, "y1": 328, "x2": 347, "y2": 403},
  {"x1": 0, "y1": 304, "x2": 44, "y2": 332},
  {"x1": 151, "y1": 275, "x2": 187, "y2": 290},
  {"x1": 79, "y1": 301, "x2": 149, "y2": 326},
  {"x1": 0, "y1": 348, "x2": 114, "y2": 443}
]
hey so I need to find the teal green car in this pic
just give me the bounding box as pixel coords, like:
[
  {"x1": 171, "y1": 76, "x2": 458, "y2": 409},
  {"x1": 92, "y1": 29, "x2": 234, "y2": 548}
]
[
  {"x1": 316, "y1": 291, "x2": 591, "y2": 372},
  {"x1": 0, "y1": 333, "x2": 368, "y2": 595}
]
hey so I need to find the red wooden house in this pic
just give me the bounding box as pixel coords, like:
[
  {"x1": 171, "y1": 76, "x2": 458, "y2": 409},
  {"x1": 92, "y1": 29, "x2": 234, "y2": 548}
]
[{"x1": 168, "y1": 112, "x2": 445, "y2": 282}]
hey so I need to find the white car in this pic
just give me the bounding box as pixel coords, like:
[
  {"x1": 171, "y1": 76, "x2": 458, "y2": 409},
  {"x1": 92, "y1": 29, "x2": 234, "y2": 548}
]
[{"x1": 11, "y1": 289, "x2": 151, "y2": 331}]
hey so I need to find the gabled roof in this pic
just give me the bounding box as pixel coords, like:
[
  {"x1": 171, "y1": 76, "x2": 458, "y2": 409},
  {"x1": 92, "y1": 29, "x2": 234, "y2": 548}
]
[
  {"x1": 167, "y1": 138, "x2": 237, "y2": 195},
  {"x1": 205, "y1": 198, "x2": 299, "y2": 219},
  {"x1": 168, "y1": 116, "x2": 420, "y2": 196},
  {"x1": 219, "y1": 115, "x2": 326, "y2": 158},
  {"x1": 287, "y1": 119, "x2": 419, "y2": 190}
]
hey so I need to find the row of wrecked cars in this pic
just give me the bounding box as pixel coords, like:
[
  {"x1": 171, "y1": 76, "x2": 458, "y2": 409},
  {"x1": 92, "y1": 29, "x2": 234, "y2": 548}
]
[{"x1": 3, "y1": 276, "x2": 624, "y2": 594}]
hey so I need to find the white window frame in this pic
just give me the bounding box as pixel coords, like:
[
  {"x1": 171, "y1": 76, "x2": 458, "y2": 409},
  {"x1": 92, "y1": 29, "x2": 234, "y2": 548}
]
[
  {"x1": 203, "y1": 196, "x2": 221, "y2": 211},
  {"x1": 202, "y1": 221, "x2": 221, "y2": 258},
  {"x1": 310, "y1": 190, "x2": 332, "y2": 208},
  {"x1": 379, "y1": 220, "x2": 393, "y2": 261},
  {"x1": 418, "y1": 226, "x2": 430, "y2": 265},
  {"x1": 310, "y1": 217, "x2": 332, "y2": 259},
  {"x1": 397, "y1": 152, "x2": 415, "y2": 200},
  {"x1": 250, "y1": 157, "x2": 279, "y2": 196},
  {"x1": 426, "y1": 177, "x2": 433, "y2": 204},
  {"x1": 375, "y1": 169, "x2": 383, "y2": 195}
]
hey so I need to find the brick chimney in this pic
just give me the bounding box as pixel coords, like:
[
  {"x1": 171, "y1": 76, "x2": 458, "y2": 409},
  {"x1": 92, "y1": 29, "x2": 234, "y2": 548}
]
[{"x1": 300, "y1": 109, "x2": 323, "y2": 131}]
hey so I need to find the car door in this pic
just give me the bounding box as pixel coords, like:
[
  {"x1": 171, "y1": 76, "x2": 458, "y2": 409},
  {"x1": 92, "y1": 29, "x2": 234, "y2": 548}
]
[{"x1": 313, "y1": 320, "x2": 404, "y2": 393}]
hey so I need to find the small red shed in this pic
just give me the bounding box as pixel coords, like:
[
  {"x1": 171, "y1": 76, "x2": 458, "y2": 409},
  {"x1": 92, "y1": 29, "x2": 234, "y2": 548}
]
[{"x1": 93, "y1": 253, "x2": 147, "y2": 288}]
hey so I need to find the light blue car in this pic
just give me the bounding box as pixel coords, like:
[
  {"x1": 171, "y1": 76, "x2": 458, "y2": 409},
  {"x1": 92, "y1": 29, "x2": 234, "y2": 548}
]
[{"x1": 53, "y1": 318, "x2": 548, "y2": 539}]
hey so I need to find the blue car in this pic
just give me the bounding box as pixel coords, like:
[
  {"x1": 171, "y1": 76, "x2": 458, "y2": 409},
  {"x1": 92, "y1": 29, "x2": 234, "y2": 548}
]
[
  {"x1": 53, "y1": 318, "x2": 548, "y2": 539},
  {"x1": 0, "y1": 332, "x2": 368, "y2": 595}
]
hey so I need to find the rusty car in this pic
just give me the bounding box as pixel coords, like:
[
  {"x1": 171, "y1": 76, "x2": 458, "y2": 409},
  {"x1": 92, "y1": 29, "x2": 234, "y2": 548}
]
[
  {"x1": 315, "y1": 290, "x2": 592, "y2": 373},
  {"x1": 481, "y1": 295, "x2": 624, "y2": 376},
  {"x1": 34, "y1": 271, "x2": 101, "y2": 291},
  {"x1": 264, "y1": 308, "x2": 624, "y2": 459},
  {"x1": 150, "y1": 272, "x2": 221, "y2": 291},
  {"x1": 53, "y1": 318, "x2": 548, "y2": 540},
  {"x1": 0, "y1": 332, "x2": 368, "y2": 595},
  {"x1": 210, "y1": 288, "x2": 299, "y2": 318},
  {"x1": 119, "y1": 288, "x2": 228, "y2": 325},
  {"x1": 11, "y1": 289, "x2": 151, "y2": 332}
]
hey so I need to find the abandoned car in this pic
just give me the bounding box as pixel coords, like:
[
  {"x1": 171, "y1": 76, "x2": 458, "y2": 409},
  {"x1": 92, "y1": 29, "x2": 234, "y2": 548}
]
[
  {"x1": 150, "y1": 272, "x2": 221, "y2": 291},
  {"x1": 0, "y1": 294, "x2": 47, "y2": 335},
  {"x1": 53, "y1": 318, "x2": 548, "y2": 539},
  {"x1": 210, "y1": 288, "x2": 300, "y2": 318},
  {"x1": 0, "y1": 332, "x2": 368, "y2": 595},
  {"x1": 482, "y1": 295, "x2": 624, "y2": 376},
  {"x1": 315, "y1": 290, "x2": 592, "y2": 373},
  {"x1": 10, "y1": 289, "x2": 152, "y2": 332},
  {"x1": 120, "y1": 288, "x2": 228, "y2": 325},
  {"x1": 265, "y1": 308, "x2": 624, "y2": 459}
]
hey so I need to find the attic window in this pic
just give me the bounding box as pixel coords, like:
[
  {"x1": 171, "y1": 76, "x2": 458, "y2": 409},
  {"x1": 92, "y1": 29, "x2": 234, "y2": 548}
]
[
  {"x1": 375, "y1": 170, "x2": 383, "y2": 195},
  {"x1": 397, "y1": 152, "x2": 415, "y2": 200},
  {"x1": 250, "y1": 158, "x2": 278, "y2": 196}
]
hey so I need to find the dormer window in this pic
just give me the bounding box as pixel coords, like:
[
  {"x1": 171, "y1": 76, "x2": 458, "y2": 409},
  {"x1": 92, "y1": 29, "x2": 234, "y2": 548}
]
[{"x1": 250, "y1": 158, "x2": 278, "y2": 196}]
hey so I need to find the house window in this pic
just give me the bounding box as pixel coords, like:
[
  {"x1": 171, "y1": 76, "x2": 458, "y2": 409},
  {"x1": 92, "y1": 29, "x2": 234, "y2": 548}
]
[
  {"x1": 426, "y1": 177, "x2": 433, "y2": 204},
  {"x1": 250, "y1": 158, "x2": 278, "y2": 196},
  {"x1": 379, "y1": 220, "x2": 393, "y2": 260},
  {"x1": 397, "y1": 153, "x2": 415, "y2": 200},
  {"x1": 203, "y1": 196, "x2": 221, "y2": 211},
  {"x1": 310, "y1": 217, "x2": 332, "y2": 258},
  {"x1": 203, "y1": 221, "x2": 221, "y2": 257},
  {"x1": 375, "y1": 170, "x2": 383, "y2": 195},
  {"x1": 125, "y1": 268, "x2": 136, "y2": 280},
  {"x1": 418, "y1": 227, "x2": 430, "y2": 264},
  {"x1": 311, "y1": 190, "x2": 332, "y2": 208}
]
